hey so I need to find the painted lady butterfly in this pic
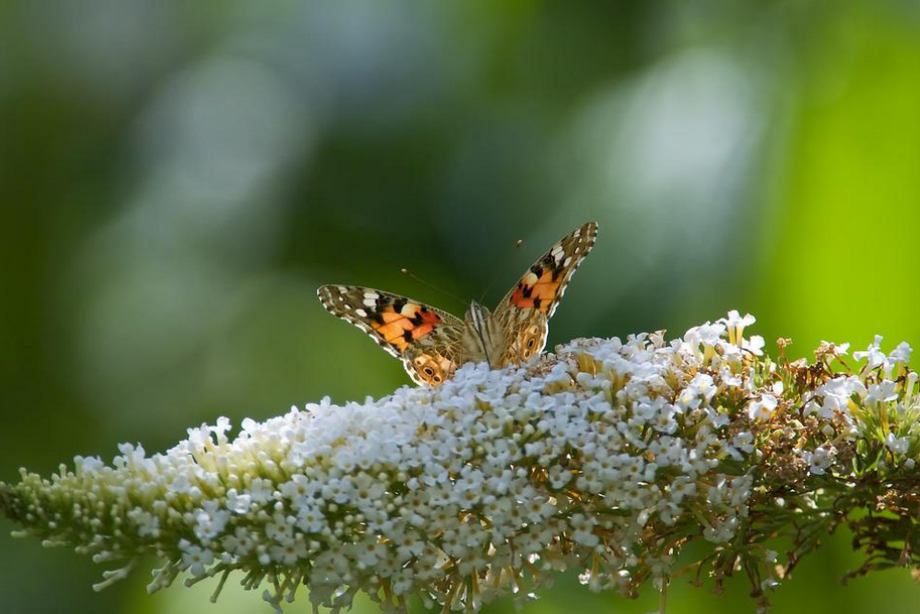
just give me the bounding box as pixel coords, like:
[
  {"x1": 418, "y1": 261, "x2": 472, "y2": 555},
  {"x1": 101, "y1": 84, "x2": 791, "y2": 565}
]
[{"x1": 317, "y1": 221, "x2": 598, "y2": 386}]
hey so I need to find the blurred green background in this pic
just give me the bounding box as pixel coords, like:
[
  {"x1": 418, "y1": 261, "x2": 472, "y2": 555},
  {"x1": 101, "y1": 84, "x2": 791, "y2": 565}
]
[{"x1": 2, "y1": 1, "x2": 920, "y2": 612}]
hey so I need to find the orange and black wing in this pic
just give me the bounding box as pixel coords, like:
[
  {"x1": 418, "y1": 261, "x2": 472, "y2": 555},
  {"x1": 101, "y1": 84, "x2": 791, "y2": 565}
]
[
  {"x1": 317, "y1": 285, "x2": 466, "y2": 386},
  {"x1": 494, "y1": 221, "x2": 598, "y2": 365}
]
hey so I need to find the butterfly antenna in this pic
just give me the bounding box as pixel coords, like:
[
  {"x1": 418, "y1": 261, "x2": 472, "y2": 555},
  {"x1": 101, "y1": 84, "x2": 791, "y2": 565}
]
[
  {"x1": 478, "y1": 237, "x2": 524, "y2": 304},
  {"x1": 400, "y1": 268, "x2": 467, "y2": 308}
]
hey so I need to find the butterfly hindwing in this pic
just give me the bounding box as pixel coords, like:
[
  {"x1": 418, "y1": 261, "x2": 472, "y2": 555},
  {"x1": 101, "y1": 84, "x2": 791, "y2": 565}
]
[
  {"x1": 316, "y1": 285, "x2": 467, "y2": 385},
  {"x1": 495, "y1": 221, "x2": 598, "y2": 366}
]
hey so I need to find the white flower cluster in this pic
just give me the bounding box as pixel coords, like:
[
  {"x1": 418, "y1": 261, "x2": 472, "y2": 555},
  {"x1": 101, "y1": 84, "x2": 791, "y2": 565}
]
[
  {"x1": 4, "y1": 311, "x2": 914, "y2": 612},
  {"x1": 798, "y1": 335, "x2": 917, "y2": 474}
]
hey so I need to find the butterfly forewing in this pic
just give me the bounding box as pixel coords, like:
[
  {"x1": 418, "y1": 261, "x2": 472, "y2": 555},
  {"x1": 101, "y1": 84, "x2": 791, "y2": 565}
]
[
  {"x1": 494, "y1": 221, "x2": 598, "y2": 366},
  {"x1": 316, "y1": 285, "x2": 468, "y2": 385}
]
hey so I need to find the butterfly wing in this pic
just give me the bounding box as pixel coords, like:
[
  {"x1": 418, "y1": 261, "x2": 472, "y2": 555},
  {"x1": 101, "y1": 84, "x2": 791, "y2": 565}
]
[
  {"x1": 493, "y1": 221, "x2": 598, "y2": 366},
  {"x1": 317, "y1": 285, "x2": 468, "y2": 386}
]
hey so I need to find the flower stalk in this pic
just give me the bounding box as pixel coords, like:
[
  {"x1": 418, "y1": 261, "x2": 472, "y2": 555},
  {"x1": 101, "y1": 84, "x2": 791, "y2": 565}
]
[{"x1": 2, "y1": 311, "x2": 920, "y2": 613}]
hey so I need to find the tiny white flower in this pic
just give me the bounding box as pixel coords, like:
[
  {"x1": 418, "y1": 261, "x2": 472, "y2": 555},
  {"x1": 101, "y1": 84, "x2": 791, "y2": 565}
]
[
  {"x1": 732, "y1": 431, "x2": 754, "y2": 454},
  {"x1": 816, "y1": 376, "x2": 866, "y2": 417},
  {"x1": 802, "y1": 445, "x2": 836, "y2": 475},
  {"x1": 890, "y1": 342, "x2": 913, "y2": 364},
  {"x1": 743, "y1": 335, "x2": 765, "y2": 356},
  {"x1": 818, "y1": 340, "x2": 850, "y2": 357},
  {"x1": 180, "y1": 540, "x2": 214, "y2": 577},
  {"x1": 854, "y1": 335, "x2": 886, "y2": 369},
  {"x1": 867, "y1": 380, "x2": 898, "y2": 404},
  {"x1": 723, "y1": 310, "x2": 756, "y2": 346},
  {"x1": 885, "y1": 433, "x2": 910, "y2": 455},
  {"x1": 748, "y1": 394, "x2": 778, "y2": 421}
]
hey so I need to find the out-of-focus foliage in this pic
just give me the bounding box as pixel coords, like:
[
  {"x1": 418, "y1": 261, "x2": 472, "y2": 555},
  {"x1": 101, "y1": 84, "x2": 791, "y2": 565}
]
[{"x1": 1, "y1": 1, "x2": 918, "y2": 613}]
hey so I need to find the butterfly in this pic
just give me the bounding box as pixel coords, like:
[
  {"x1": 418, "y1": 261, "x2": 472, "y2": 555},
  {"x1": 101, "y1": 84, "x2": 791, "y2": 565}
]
[{"x1": 317, "y1": 221, "x2": 598, "y2": 386}]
